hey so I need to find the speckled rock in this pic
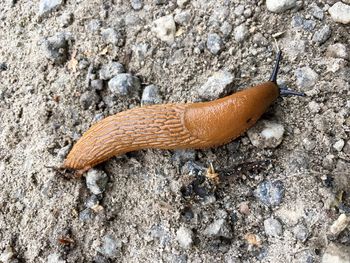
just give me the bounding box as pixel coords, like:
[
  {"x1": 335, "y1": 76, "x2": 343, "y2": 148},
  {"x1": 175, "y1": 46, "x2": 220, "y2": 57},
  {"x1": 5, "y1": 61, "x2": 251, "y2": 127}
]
[
  {"x1": 234, "y1": 24, "x2": 248, "y2": 42},
  {"x1": 42, "y1": 33, "x2": 69, "y2": 64},
  {"x1": 310, "y1": 3, "x2": 324, "y2": 20},
  {"x1": 322, "y1": 243, "x2": 350, "y2": 263},
  {"x1": 295, "y1": 66, "x2": 319, "y2": 90},
  {"x1": 206, "y1": 33, "x2": 223, "y2": 55},
  {"x1": 328, "y1": 2, "x2": 350, "y2": 24},
  {"x1": 293, "y1": 224, "x2": 309, "y2": 242},
  {"x1": 151, "y1": 15, "x2": 176, "y2": 44},
  {"x1": 266, "y1": 0, "x2": 297, "y2": 13},
  {"x1": 176, "y1": 226, "x2": 193, "y2": 249},
  {"x1": 80, "y1": 91, "x2": 100, "y2": 110},
  {"x1": 38, "y1": 0, "x2": 63, "y2": 16},
  {"x1": 86, "y1": 169, "x2": 108, "y2": 195},
  {"x1": 108, "y1": 73, "x2": 141, "y2": 96},
  {"x1": 141, "y1": 85, "x2": 162, "y2": 105},
  {"x1": 203, "y1": 218, "x2": 232, "y2": 238},
  {"x1": 174, "y1": 10, "x2": 191, "y2": 25},
  {"x1": 326, "y1": 43, "x2": 348, "y2": 59},
  {"x1": 312, "y1": 25, "x2": 331, "y2": 45},
  {"x1": 197, "y1": 70, "x2": 234, "y2": 100},
  {"x1": 247, "y1": 120, "x2": 285, "y2": 148},
  {"x1": 264, "y1": 218, "x2": 283, "y2": 237},
  {"x1": 255, "y1": 180, "x2": 285, "y2": 207},
  {"x1": 99, "y1": 62, "x2": 125, "y2": 80}
]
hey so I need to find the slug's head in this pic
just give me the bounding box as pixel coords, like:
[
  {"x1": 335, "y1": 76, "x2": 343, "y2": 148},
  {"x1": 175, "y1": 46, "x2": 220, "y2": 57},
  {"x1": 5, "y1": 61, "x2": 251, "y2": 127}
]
[{"x1": 269, "y1": 51, "x2": 306, "y2": 97}]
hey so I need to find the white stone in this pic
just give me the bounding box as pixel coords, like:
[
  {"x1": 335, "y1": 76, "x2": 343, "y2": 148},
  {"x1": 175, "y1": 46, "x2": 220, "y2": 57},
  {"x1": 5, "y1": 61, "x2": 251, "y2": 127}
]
[
  {"x1": 177, "y1": 0, "x2": 189, "y2": 8},
  {"x1": 266, "y1": 0, "x2": 297, "y2": 13},
  {"x1": 47, "y1": 253, "x2": 66, "y2": 263},
  {"x1": 330, "y1": 214, "x2": 350, "y2": 236},
  {"x1": 322, "y1": 243, "x2": 350, "y2": 263},
  {"x1": 197, "y1": 70, "x2": 234, "y2": 100},
  {"x1": 39, "y1": 0, "x2": 63, "y2": 16},
  {"x1": 176, "y1": 226, "x2": 193, "y2": 249},
  {"x1": 151, "y1": 15, "x2": 176, "y2": 44},
  {"x1": 329, "y1": 2, "x2": 350, "y2": 24},
  {"x1": 333, "y1": 139, "x2": 345, "y2": 152},
  {"x1": 247, "y1": 120, "x2": 285, "y2": 148}
]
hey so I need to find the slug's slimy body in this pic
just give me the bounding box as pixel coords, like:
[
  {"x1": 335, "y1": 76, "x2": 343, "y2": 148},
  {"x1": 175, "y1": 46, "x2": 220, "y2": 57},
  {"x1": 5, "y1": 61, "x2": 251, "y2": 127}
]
[{"x1": 63, "y1": 51, "x2": 303, "y2": 172}]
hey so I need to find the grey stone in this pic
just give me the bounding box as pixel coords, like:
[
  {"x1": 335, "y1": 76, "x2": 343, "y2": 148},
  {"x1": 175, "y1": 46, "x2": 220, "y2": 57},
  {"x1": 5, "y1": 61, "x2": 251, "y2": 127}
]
[
  {"x1": 87, "y1": 19, "x2": 102, "y2": 32},
  {"x1": 155, "y1": 0, "x2": 168, "y2": 4},
  {"x1": 0, "y1": 62, "x2": 7, "y2": 71},
  {"x1": 322, "y1": 243, "x2": 350, "y2": 263},
  {"x1": 60, "y1": 12, "x2": 73, "y2": 27},
  {"x1": 312, "y1": 25, "x2": 331, "y2": 45},
  {"x1": 130, "y1": 0, "x2": 143, "y2": 10},
  {"x1": 311, "y1": 4, "x2": 324, "y2": 20},
  {"x1": 101, "y1": 28, "x2": 125, "y2": 46},
  {"x1": 90, "y1": 79, "x2": 104, "y2": 91},
  {"x1": 0, "y1": 246, "x2": 15, "y2": 263},
  {"x1": 234, "y1": 24, "x2": 248, "y2": 42},
  {"x1": 266, "y1": 0, "x2": 297, "y2": 13},
  {"x1": 293, "y1": 224, "x2": 309, "y2": 242},
  {"x1": 151, "y1": 15, "x2": 176, "y2": 44},
  {"x1": 99, "y1": 62, "x2": 125, "y2": 80},
  {"x1": 85, "y1": 195, "x2": 100, "y2": 208},
  {"x1": 220, "y1": 21, "x2": 232, "y2": 37},
  {"x1": 100, "y1": 235, "x2": 122, "y2": 258},
  {"x1": 295, "y1": 66, "x2": 318, "y2": 90},
  {"x1": 234, "y1": 5, "x2": 245, "y2": 16},
  {"x1": 197, "y1": 70, "x2": 234, "y2": 100},
  {"x1": 328, "y1": 2, "x2": 350, "y2": 24},
  {"x1": 174, "y1": 10, "x2": 191, "y2": 25},
  {"x1": 108, "y1": 73, "x2": 141, "y2": 96},
  {"x1": 141, "y1": 85, "x2": 161, "y2": 105},
  {"x1": 79, "y1": 208, "x2": 94, "y2": 221},
  {"x1": 203, "y1": 218, "x2": 232, "y2": 238},
  {"x1": 86, "y1": 169, "x2": 108, "y2": 195},
  {"x1": 247, "y1": 120, "x2": 285, "y2": 148},
  {"x1": 176, "y1": 226, "x2": 193, "y2": 249},
  {"x1": 326, "y1": 43, "x2": 348, "y2": 59},
  {"x1": 333, "y1": 139, "x2": 345, "y2": 152},
  {"x1": 42, "y1": 33, "x2": 69, "y2": 64},
  {"x1": 177, "y1": 0, "x2": 189, "y2": 8},
  {"x1": 291, "y1": 16, "x2": 316, "y2": 31},
  {"x1": 207, "y1": 33, "x2": 223, "y2": 55},
  {"x1": 252, "y1": 32, "x2": 268, "y2": 47},
  {"x1": 255, "y1": 180, "x2": 285, "y2": 207},
  {"x1": 38, "y1": 0, "x2": 63, "y2": 16},
  {"x1": 243, "y1": 8, "x2": 253, "y2": 18},
  {"x1": 264, "y1": 218, "x2": 283, "y2": 237},
  {"x1": 149, "y1": 224, "x2": 171, "y2": 246},
  {"x1": 80, "y1": 91, "x2": 100, "y2": 110},
  {"x1": 56, "y1": 144, "x2": 71, "y2": 161}
]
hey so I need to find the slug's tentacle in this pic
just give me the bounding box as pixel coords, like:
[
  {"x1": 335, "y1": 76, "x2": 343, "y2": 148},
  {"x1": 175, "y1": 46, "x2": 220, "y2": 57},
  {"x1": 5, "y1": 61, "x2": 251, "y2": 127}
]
[
  {"x1": 269, "y1": 50, "x2": 282, "y2": 83},
  {"x1": 280, "y1": 86, "x2": 306, "y2": 97}
]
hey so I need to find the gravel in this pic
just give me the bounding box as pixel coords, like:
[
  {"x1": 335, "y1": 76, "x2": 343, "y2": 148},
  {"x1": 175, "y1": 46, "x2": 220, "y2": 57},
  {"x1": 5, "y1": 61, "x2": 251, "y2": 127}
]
[
  {"x1": 293, "y1": 224, "x2": 309, "y2": 242},
  {"x1": 197, "y1": 70, "x2": 234, "y2": 100},
  {"x1": 90, "y1": 79, "x2": 104, "y2": 91},
  {"x1": 99, "y1": 235, "x2": 122, "y2": 259},
  {"x1": 101, "y1": 28, "x2": 125, "y2": 46},
  {"x1": 312, "y1": 25, "x2": 332, "y2": 45},
  {"x1": 85, "y1": 169, "x2": 108, "y2": 195},
  {"x1": 310, "y1": 4, "x2": 324, "y2": 20},
  {"x1": 295, "y1": 66, "x2": 319, "y2": 90},
  {"x1": 264, "y1": 218, "x2": 283, "y2": 237},
  {"x1": 328, "y1": 2, "x2": 350, "y2": 24},
  {"x1": 266, "y1": 0, "x2": 297, "y2": 13},
  {"x1": 141, "y1": 84, "x2": 161, "y2": 105},
  {"x1": 38, "y1": 0, "x2": 63, "y2": 16},
  {"x1": 206, "y1": 33, "x2": 223, "y2": 55},
  {"x1": 42, "y1": 32, "x2": 69, "y2": 64},
  {"x1": 108, "y1": 73, "x2": 141, "y2": 96},
  {"x1": 130, "y1": 0, "x2": 143, "y2": 10},
  {"x1": 234, "y1": 24, "x2": 248, "y2": 42},
  {"x1": 247, "y1": 120, "x2": 285, "y2": 149},
  {"x1": 322, "y1": 243, "x2": 350, "y2": 263},
  {"x1": 99, "y1": 62, "x2": 125, "y2": 80},
  {"x1": 326, "y1": 43, "x2": 348, "y2": 59},
  {"x1": 255, "y1": 180, "x2": 285, "y2": 207},
  {"x1": 329, "y1": 214, "x2": 349, "y2": 236},
  {"x1": 151, "y1": 15, "x2": 176, "y2": 45},
  {"x1": 333, "y1": 139, "x2": 345, "y2": 152},
  {"x1": 79, "y1": 91, "x2": 100, "y2": 110},
  {"x1": 174, "y1": 10, "x2": 191, "y2": 25},
  {"x1": 176, "y1": 226, "x2": 193, "y2": 249}
]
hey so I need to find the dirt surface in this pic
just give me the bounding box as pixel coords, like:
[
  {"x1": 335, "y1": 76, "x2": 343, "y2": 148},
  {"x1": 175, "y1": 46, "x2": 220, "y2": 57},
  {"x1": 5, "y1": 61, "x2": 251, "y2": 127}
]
[{"x1": 0, "y1": 0, "x2": 349, "y2": 262}]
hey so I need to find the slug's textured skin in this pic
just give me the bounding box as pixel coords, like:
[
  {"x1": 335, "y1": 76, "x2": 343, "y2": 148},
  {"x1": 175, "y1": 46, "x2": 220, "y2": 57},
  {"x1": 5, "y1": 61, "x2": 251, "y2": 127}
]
[{"x1": 63, "y1": 81, "x2": 279, "y2": 171}]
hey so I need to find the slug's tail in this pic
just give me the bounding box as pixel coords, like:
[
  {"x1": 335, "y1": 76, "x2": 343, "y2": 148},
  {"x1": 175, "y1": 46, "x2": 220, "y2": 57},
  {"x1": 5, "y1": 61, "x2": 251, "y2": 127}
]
[{"x1": 269, "y1": 50, "x2": 306, "y2": 97}]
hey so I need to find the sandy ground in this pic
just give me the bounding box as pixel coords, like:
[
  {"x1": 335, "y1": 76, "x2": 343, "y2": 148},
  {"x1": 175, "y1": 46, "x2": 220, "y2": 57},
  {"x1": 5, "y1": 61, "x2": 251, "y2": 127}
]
[{"x1": 0, "y1": 0, "x2": 349, "y2": 262}]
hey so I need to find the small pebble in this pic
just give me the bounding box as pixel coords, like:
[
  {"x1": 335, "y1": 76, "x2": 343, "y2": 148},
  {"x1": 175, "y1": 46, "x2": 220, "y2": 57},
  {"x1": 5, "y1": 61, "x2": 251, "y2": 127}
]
[
  {"x1": 234, "y1": 24, "x2": 248, "y2": 42},
  {"x1": 151, "y1": 15, "x2": 176, "y2": 45},
  {"x1": 174, "y1": 10, "x2": 191, "y2": 25},
  {"x1": 203, "y1": 218, "x2": 232, "y2": 238},
  {"x1": 100, "y1": 235, "x2": 122, "y2": 258},
  {"x1": 79, "y1": 208, "x2": 94, "y2": 221},
  {"x1": 252, "y1": 32, "x2": 268, "y2": 47},
  {"x1": 176, "y1": 226, "x2": 193, "y2": 249},
  {"x1": 155, "y1": 0, "x2": 168, "y2": 4},
  {"x1": 322, "y1": 243, "x2": 350, "y2": 263},
  {"x1": 206, "y1": 33, "x2": 223, "y2": 55},
  {"x1": 177, "y1": 0, "x2": 189, "y2": 8},
  {"x1": 38, "y1": 0, "x2": 63, "y2": 16},
  {"x1": 197, "y1": 70, "x2": 234, "y2": 100},
  {"x1": 42, "y1": 33, "x2": 69, "y2": 64},
  {"x1": 333, "y1": 139, "x2": 345, "y2": 152},
  {"x1": 302, "y1": 138, "x2": 316, "y2": 151},
  {"x1": 80, "y1": 91, "x2": 100, "y2": 110},
  {"x1": 255, "y1": 180, "x2": 285, "y2": 207},
  {"x1": 60, "y1": 12, "x2": 73, "y2": 27},
  {"x1": 293, "y1": 224, "x2": 309, "y2": 242},
  {"x1": 328, "y1": 2, "x2": 350, "y2": 24},
  {"x1": 247, "y1": 120, "x2": 285, "y2": 148},
  {"x1": 295, "y1": 66, "x2": 318, "y2": 90},
  {"x1": 56, "y1": 144, "x2": 71, "y2": 161},
  {"x1": 108, "y1": 73, "x2": 141, "y2": 96},
  {"x1": 0, "y1": 62, "x2": 7, "y2": 71},
  {"x1": 264, "y1": 218, "x2": 283, "y2": 237},
  {"x1": 234, "y1": 5, "x2": 244, "y2": 16},
  {"x1": 141, "y1": 85, "x2": 162, "y2": 105},
  {"x1": 86, "y1": 169, "x2": 108, "y2": 195},
  {"x1": 326, "y1": 43, "x2": 347, "y2": 59},
  {"x1": 90, "y1": 79, "x2": 104, "y2": 91},
  {"x1": 99, "y1": 62, "x2": 125, "y2": 80},
  {"x1": 266, "y1": 0, "x2": 297, "y2": 13},
  {"x1": 220, "y1": 21, "x2": 232, "y2": 37},
  {"x1": 47, "y1": 253, "x2": 65, "y2": 263},
  {"x1": 312, "y1": 25, "x2": 331, "y2": 45},
  {"x1": 130, "y1": 0, "x2": 143, "y2": 10},
  {"x1": 330, "y1": 214, "x2": 349, "y2": 236},
  {"x1": 311, "y1": 4, "x2": 324, "y2": 20},
  {"x1": 85, "y1": 195, "x2": 101, "y2": 208},
  {"x1": 101, "y1": 28, "x2": 124, "y2": 46},
  {"x1": 0, "y1": 246, "x2": 15, "y2": 262},
  {"x1": 87, "y1": 19, "x2": 102, "y2": 32}
]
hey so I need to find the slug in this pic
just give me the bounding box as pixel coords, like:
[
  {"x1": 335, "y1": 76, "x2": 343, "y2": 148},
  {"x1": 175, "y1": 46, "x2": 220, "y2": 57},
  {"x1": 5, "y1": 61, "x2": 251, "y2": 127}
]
[{"x1": 63, "y1": 51, "x2": 304, "y2": 173}]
